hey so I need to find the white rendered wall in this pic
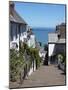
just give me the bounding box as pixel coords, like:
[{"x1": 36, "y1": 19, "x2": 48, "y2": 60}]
[
  {"x1": 27, "y1": 35, "x2": 35, "y2": 48},
  {"x1": 48, "y1": 44, "x2": 55, "y2": 56}
]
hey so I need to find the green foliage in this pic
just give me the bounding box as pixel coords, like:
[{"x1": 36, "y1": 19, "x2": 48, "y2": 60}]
[
  {"x1": 56, "y1": 53, "x2": 66, "y2": 73},
  {"x1": 57, "y1": 53, "x2": 66, "y2": 64},
  {"x1": 22, "y1": 43, "x2": 41, "y2": 69},
  {"x1": 20, "y1": 42, "x2": 41, "y2": 69},
  {"x1": 30, "y1": 48, "x2": 41, "y2": 69},
  {"x1": 10, "y1": 42, "x2": 41, "y2": 82},
  {"x1": 10, "y1": 49, "x2": 24, "y2": 81}
]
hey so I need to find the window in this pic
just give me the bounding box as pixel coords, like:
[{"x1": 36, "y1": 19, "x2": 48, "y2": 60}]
[
  {"x1": 18, "y1": 24, "x2": 21, "y2": 36},
  {"x1": 16, "y1": 24, "x2": 17, "y2": 39},
  {"x1": 10, "y1": 22, "x2": 13, "y2": 41}
]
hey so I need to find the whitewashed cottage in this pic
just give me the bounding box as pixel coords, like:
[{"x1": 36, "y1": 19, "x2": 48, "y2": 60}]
[
  {"x1": 9, "y1": 2, "x2": 27, "y2": 50},
  {"x1": 9, "y1": 2, "x2": 38, "y2": 77},
  {"x1": 27, "y1": 29, "x2": 36, "y2": 48}
]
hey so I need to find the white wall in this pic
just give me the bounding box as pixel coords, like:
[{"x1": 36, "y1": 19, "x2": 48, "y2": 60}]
[
  {"x1": 27, "y1": 34, "x2": 36, "y2": 48},
  {"x1": 48, "y1": 44, "x2": 55, "y2": 56}
]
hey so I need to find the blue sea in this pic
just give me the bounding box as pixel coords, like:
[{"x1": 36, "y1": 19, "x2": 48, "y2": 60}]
[{"x1": 32, "y1": 28, "x2": 55, "y2": 46}]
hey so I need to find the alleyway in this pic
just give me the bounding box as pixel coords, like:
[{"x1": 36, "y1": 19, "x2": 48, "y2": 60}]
[
  {"x1": 20, "y1": 65, "x2": 65, "y2": 88},
  {"x1": 10, "y1": 65, "x2": 66, "y2": 88}
]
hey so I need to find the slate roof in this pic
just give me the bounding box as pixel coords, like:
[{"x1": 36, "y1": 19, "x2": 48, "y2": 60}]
[
  {"x1": 48, "y1": 33, "x2": 66, "y2": 44},
  {"x1": 9, "y1": 6, "x2": 27, "y2": 24},
  {"x1": 48, "y1": 33, "x2": 58, "y2": 43}
]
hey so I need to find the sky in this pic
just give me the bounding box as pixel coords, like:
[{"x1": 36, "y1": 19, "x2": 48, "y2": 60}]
[{"x1": 15, "y1": 2, "x2": 66, "y2": 28}]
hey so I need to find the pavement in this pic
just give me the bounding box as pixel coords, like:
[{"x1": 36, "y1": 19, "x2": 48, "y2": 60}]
[{"x1": 9, "y1": 64, "x2": 66, "y2": 89}]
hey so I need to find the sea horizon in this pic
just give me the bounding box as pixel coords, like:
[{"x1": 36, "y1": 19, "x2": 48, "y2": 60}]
[
  {"x1": 32, "y1": 27, "x2": 55, "y2": 29},
  {"x1": 32, "y1": 27, "x2": 55, "y2": 46}
]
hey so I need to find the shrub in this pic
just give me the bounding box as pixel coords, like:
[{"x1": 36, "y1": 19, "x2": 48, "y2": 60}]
[
  {"x1": 57, "y1": 53, "x2": 66, "y2": 64},
  {"x1": 10, "y1": 49, "x2": 24, "y2": 82},
  {"x1": 30, "y1": 48, "x2": 41, "y2": 69},
  {"x1": 10, "y1": 42, "x2": 41, "y2": 82}
]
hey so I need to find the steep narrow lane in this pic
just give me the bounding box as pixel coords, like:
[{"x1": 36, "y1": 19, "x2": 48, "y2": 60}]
[
  {"x1": 20, "y1": 65, "x2": 65, "y2": 88},
  {"x1": 9, "y1": 65, "x2": 65, "y2": 88}
]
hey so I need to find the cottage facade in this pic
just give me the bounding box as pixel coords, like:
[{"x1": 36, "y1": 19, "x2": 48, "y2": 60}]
[
  {"x1": 9, "y1": 2, "x2": 27, "y2": 50},
  {"x1": 48, "y1": 23, "x2": 66, "y2": 64},
  {"x1": 9, "y1": 2, "x2": 37, "y2": 77}
]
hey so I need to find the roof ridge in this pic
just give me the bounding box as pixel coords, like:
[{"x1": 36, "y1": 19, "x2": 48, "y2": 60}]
[{"x1": 14, "y1": 9, "x2": 27, "y2": 24}]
